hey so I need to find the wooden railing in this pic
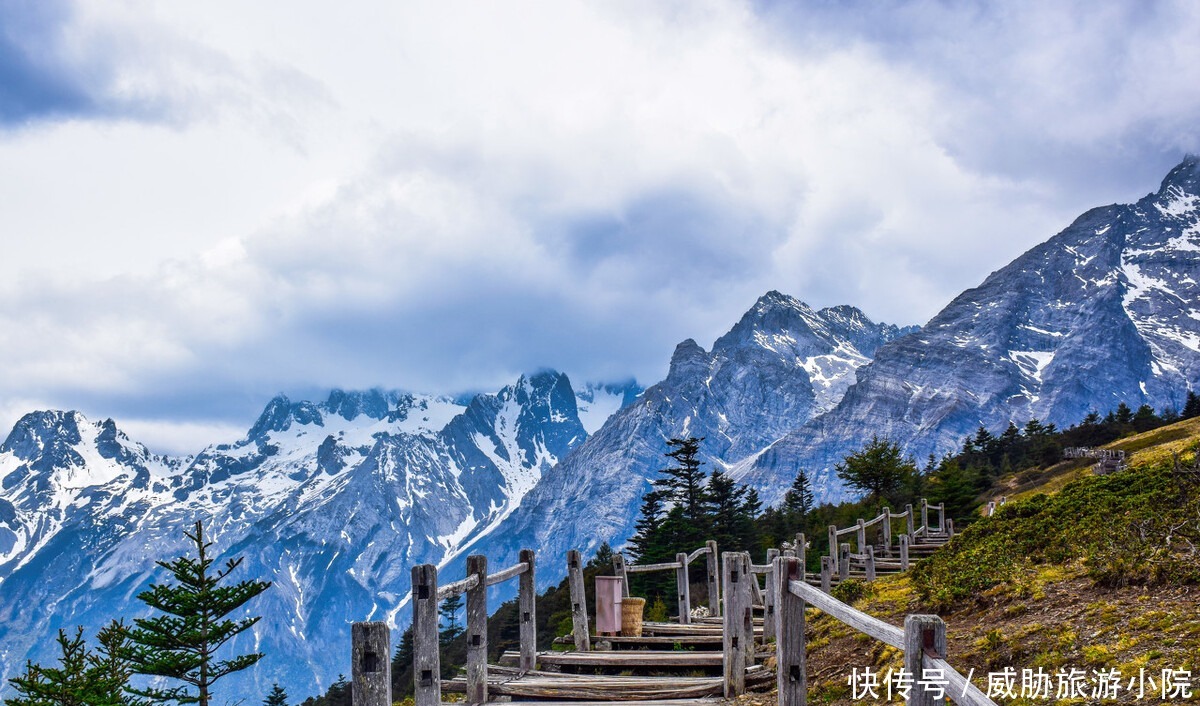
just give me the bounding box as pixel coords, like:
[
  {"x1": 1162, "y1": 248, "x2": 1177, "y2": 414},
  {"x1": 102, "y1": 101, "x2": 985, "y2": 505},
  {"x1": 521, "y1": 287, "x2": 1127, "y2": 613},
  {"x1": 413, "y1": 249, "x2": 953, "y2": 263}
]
[
  {"x1": 611, "y1": 540, "x2": 720, "y2": 623},
  {"x1": 409, "y1": 550, "x2": 537, "y2": 706},
  {"x1": 821, "y1": 498, "x2": 953, "y2": 588},
  {"x1": 773, "y1": 555, "x2": 996, "y2": 706}
]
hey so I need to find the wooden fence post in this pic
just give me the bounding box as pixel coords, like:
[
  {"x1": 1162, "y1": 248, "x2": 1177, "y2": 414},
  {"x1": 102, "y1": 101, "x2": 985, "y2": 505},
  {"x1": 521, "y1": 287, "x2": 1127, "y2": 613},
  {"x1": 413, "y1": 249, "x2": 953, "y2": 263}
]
[
  {"x1": 865, "y1": 545, "x2": 876, "y2": 582},
  {"x1": 938, "y1": 504, "x2": 945, "y2": 533},
  {"x1": 352, "y1": 622, "x2": 391, "y2": 706},
  {"x1": 921, "y1": 498, "x2": 929, "y2": 534},
  {"x1": 796, "y1": 533, "x2": 807, "y2": 574},
  {"x1": 566, "y1": 550, "x2": 591, "y2": 651},
  {"x1": 839, "y1": 543, "x2": 850, "y2": 582},
  {"x1": 904, "y1": 614, "x2": 947, "y2": 705},
  {"x1": 739, "y1": 553, "x2": 755, "y2": 668},
  {"x1": 676, "y1": 552, "x2": 691, "y2": 624},
  {"x1": 412, "y1": 564, "x2": 441, "y2": 706},
  {"x1": 882, "y1": 507, "x2": 892, "y2": 556},
  {"x1": 764, "y1": 548, "x2": 779, "y2": 640},
  {"x1": 856, "y1": 518, "x2": 867, "y2": 553},
  {"x1": 613, "y1": 553, "x2": 630, "y2": 598},
  {"x1": 906, "y1": 503, "x2": 915, "y2": 539},
  {"x1": 774, "y1": 557, "x2": 806, "y2": 706},
  {"x1": 519, "y1": 549, "x2": 537, "y2": 672},
  {"x1": 722, "y1": 552, "x2": 747, "y2": 697},
  {"x1": 900, "y1": 534, "x2": 910, "y2": 570},
  {"x1": 820, "y1": 556, "x2": 831, "y2": 593},
  {"x1": 946, "y1": 518, "x2": 955, "y2": 539},
  {"x1": 706, "y1": 540, "x2": 720, "y2": 616},
  {"x1": 827, "y1": 525, "x2": 837, "y2": 563},
  {"x1": 465, "y1": 555, "x2": 488, "y2": 704}
]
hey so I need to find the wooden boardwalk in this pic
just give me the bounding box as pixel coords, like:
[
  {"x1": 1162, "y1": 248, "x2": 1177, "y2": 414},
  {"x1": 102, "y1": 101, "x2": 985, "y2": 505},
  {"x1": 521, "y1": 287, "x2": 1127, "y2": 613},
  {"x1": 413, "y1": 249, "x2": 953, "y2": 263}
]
[{"x1": 350, "y1": 497, "x2": 986, "y2": 706}]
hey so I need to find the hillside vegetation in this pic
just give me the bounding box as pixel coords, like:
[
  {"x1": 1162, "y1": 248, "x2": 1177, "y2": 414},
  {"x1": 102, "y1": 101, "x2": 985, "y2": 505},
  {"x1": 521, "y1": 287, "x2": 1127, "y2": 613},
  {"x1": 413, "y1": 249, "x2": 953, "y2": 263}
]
[{"x1": 802, "y1": 416, "x2": 1200, "y2": 705}]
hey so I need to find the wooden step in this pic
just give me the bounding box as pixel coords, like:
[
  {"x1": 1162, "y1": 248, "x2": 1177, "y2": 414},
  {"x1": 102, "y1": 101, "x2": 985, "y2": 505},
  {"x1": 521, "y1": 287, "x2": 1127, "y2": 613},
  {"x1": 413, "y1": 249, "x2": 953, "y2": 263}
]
[
  {"x1": 512, "y1": 650, "x2": 723, "y2": 668},
  {"x1": 444, "y1": 664, "x2": 772, "y2": 700}
]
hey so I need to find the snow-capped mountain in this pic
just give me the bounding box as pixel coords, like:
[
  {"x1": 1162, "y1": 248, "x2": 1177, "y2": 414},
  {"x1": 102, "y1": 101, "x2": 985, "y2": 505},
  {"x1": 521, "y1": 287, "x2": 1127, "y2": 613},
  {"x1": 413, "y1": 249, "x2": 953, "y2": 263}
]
[
  {"x1": 452, "y1": 295, "x2": 914, "y2": 584},
  {"x1": 0, "y1": 372, "x2": 627, "y2": 696},
  {"x1": 735, "y1": 155, "x2": 1200, "y2": 504}
]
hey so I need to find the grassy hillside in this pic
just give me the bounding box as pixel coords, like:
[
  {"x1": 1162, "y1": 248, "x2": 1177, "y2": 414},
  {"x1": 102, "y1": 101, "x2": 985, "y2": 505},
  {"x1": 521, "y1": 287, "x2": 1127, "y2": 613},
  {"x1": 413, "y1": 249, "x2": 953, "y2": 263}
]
[{"x1": 798, "y1": 417, "x2": 1200, "y2": 705}]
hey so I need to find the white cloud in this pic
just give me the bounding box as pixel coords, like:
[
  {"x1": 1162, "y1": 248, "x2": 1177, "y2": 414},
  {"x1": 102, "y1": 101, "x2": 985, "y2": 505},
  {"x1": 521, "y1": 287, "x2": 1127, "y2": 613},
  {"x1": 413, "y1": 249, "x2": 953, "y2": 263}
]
[{"x1": 1, "y1": 0, "x2": 1198, "y2": 449}]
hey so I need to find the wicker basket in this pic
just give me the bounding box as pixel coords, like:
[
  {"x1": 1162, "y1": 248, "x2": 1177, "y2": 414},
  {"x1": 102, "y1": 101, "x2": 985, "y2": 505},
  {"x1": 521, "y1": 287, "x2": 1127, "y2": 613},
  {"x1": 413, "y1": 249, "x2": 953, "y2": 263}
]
[{"x1": 620, "y1": 597, "x2": 646, "y2": 636}]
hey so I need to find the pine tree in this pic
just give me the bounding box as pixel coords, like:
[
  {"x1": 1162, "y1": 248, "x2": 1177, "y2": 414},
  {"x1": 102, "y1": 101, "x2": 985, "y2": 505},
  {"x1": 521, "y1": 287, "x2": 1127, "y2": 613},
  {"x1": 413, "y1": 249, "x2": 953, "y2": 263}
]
[
  {"x1": 650, "y1": 438, "x2": 710, "y2": 549},
  {"x1": 781, "y1": 469, "x2": 815, "y2": 535},
  {"x1": 124, "y1": 520, "x2": 271, "y2": 706},
  {"x1": 263, "y1": 684, "x2": 289, "y2": 706},
  {"x1": 626, "y1": 489, "x2": 668, "y2": 563},
  {"x1": 1184, "y1": 390, "x2": 1200, "y2": 419},
  {"x1": 6, "y1": 624, "x2": 138, "y2": 706},
  {"x1": 439, "y1": 595, "x2": 464, "y2": 644}
]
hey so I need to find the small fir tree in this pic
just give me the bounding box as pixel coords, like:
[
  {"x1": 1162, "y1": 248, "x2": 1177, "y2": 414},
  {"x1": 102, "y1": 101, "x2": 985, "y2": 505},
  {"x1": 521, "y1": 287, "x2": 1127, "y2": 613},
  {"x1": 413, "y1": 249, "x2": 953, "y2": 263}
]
[
  {"x1": 782, "y1": 469, "x2": 815, "y2": 534},
  {"x1": 263, "y1": 684, "x2": 289, "y2": 706},
  {"x1": 124, "y1": 520, "x2": 271, "y2": 706},
  {"x1": 439, "y1": 595, "x2": 464, "y2": 644},
  {"x1": 6, "y1": 623, "x2": 139, "y2": 706}
]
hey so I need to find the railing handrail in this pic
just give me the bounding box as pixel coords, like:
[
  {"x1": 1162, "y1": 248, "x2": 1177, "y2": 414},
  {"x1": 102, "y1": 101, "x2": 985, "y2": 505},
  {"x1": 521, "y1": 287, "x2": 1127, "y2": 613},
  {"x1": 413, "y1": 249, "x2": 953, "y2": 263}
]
[
  {"x1": 436, "y1": 574, "x2": 479, "y2": 599},
  {"x1": 485, "y1": 560, "x2": 530, "y2": 587},
  {"x1": 927, "y1": 655, "x2": 996, "y2": 706},
  {"x1": 625, "y1": 560, "x2": 683, "y2": 573},
  {"x1": 775, "y1": 557, "x2": 997, "y2": 706},
  {"x1": 787, "y1": 578, "x2": 903, "y2": 648}
]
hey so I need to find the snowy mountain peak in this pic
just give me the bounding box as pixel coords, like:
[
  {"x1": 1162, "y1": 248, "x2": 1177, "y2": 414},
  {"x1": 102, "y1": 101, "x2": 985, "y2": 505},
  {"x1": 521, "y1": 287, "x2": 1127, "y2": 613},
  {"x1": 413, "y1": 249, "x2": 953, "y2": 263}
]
[
  {"x1": 1156, "y1": 154, "x2": 1200, "y2": 197},
  {"x1": 666, "y1": 339, "x2": 711, "y2": 383},
  {"x1": 0, "y1": 410, "x2": 84, "y2": 461}
]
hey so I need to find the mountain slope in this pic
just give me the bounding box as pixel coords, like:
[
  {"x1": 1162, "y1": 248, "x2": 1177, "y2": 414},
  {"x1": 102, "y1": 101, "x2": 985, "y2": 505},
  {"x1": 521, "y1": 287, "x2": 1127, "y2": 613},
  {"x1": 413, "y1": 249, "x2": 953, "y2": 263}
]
[
  {"x1": 0, "y1": 372, "x2": 610, "y2": 696},
  {"x1": 455, "y1": 294, "x2": 914, "y2": 586},
  {"x1": 738, "y1": 156, "x2": 1200, "y2": 505}
]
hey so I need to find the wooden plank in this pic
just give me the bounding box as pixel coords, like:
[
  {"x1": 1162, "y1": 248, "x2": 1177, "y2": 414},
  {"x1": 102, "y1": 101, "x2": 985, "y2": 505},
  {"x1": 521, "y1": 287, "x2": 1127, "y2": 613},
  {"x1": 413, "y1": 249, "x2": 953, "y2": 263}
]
[
  {"x1": 722, "y1": 551, "x2": 747, "y2": 697},
  {"x1": 465, "y1": 555, "x2": 488, "y2": 703},
  {"x1": 763, "y1": 548, "x2": 779, "y2": 640},
  {"x1": 351, "y1": 621, "x2": 391, "y2": 706},
  {"x1": 839, "y1": 543, "x2": 850, "y2": 581},
  {"x1": 436, "y1": 574, "x2": 478, "y2": 600},
  {"x1": 595, "y1": 635, "x2": 723, "y2": 648},
  {"x1": 926, "y1": 656, "x2": 998, "y2": 706},
  {"x1": 485, "y1": 561, "x2": 528, "y2": 587},
  {"x1": 533, "y1": 651, "x2": 723, "y2": 668},
  {"x1": 495, "y1": 700, "x2": 722, "y2": 706},
  {"x1": 774, "y1": 557, "x2": 806, "y2": 706},
  {"x1": 519, "y1": 549, "x2": 537, "y2": 672},
  {"x1": 676, "y1": 552, "x2": 691, "y2": 624},
  {"x1": 627, "y1": 561, "x2": 683, "y2": 573},
  {"x1": 613, "y1": 553, "x2": 630, "y2": 597},
  {"x1": 412, "y1": 564, "x2": 441, "y2": 706},
  {"x1": 905, "y1": 614, "x2": 946, "y2": 705},
  {"x1": 787, "y1": 579, "x2": 904, "y2": 649},
  {"x1": 705, "y1": 540, "x2": 720, "y2": 616},
  {"x1": 566, "y1": 550, "x2": 591, "y2": 652}
]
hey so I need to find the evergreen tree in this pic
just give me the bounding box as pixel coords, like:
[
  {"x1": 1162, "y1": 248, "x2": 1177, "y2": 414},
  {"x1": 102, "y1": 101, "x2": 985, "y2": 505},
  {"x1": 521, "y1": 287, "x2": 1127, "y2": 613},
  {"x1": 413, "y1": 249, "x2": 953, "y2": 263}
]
[
  {"x1": 781, "y1": 469, "x2": 815, "y2": 535},
  {"x1": 6, "y1": 624, "x2": 138, "y2": 706},
  {"x1": 124, "y1": 520, "x2": 271, "y2": 706},
  {"x1": 263, "y1": 684, "x2": 289, "y2": 706},
  {"x1": 1184, "y1": 391, "x2": 1200, "y2": 419},
  {"x1": 1114, "y1": 402, "x2": 1134, "y2": 425},
  {"x1": 439, "y1": 595, "x2": 464, "y2": 645},
  {"x1": 626, "y1": 489, "x2": 668, "y2": 563},
  {"x1": 834, "y1": 436, "x2": 918, "y2": 507},
  {"x1": 652, "y1": 437, "x2": 710, "y2": 547}
]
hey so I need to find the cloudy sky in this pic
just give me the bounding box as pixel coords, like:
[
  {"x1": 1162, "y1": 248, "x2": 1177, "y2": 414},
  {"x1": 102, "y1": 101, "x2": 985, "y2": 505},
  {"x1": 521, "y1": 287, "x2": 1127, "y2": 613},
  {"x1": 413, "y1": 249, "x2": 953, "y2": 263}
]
[{"x1": 2, "y1": 0, "x2": 1199, "y2": 453}]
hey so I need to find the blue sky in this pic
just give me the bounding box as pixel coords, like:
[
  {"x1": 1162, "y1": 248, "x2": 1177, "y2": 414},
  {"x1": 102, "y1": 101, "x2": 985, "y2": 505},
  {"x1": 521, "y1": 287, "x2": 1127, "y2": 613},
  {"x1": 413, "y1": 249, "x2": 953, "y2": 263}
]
[{"x1": 1, "y1": 0, "x2": 1199, "y2": 453}]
